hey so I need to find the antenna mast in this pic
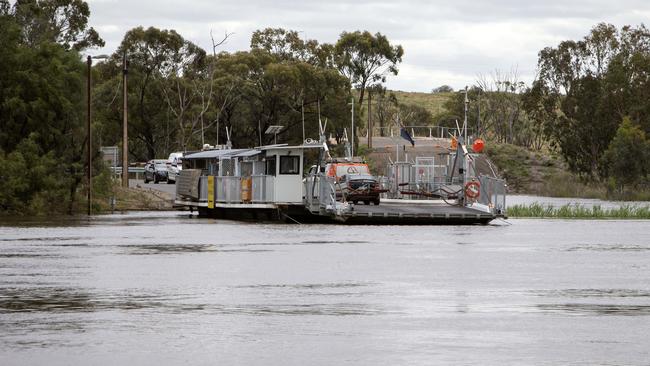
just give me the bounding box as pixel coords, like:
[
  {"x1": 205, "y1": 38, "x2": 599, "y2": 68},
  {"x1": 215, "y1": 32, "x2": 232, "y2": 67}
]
[{"x1": 463, "y1": 85, "x2": 468, "y2": 143}]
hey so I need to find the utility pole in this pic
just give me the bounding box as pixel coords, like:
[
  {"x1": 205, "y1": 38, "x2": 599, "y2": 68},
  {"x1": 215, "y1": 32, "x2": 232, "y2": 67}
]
[
  {"x1": 477, "y1": 88, "x2": 481, "y2": 137},
  {"x1": 463, "y1": 86, "x2": 468, "y2": 143},
  {"x1": 367, "y1": 90, "x2": 372, "y2": 149},
  {"x1": 351, "y1": 96, "x2": 354, "y2": 156},
  {"x1": 301, "y1": 100, "x2": 305, "y2": 143},
  {"x1": 122, "y1": 52, "x2": 129, "y2": 188},
  {"x1": 85, "y1": 54, "x2": 109, "y2": 215},
  {"x1": 86, "y1": 56, "x2": 92, "y2": 215}
]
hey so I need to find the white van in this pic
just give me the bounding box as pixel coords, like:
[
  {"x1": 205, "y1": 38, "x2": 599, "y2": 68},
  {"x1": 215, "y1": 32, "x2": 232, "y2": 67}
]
[{"x1": 166, "y1": 152, "x2": 184, "y2": 184}]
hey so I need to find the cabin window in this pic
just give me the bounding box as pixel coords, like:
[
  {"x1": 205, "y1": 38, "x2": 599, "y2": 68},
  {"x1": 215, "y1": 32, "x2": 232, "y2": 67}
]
[
  {"x1": 266, "y1": 157, "x2": 276, "y2": 176},
  {"x1": 279, "y1": 156, "x2": 300, "y2": 175},
  {"x1": 240, "y1": 162, "x2": 253, "y2": 177}
]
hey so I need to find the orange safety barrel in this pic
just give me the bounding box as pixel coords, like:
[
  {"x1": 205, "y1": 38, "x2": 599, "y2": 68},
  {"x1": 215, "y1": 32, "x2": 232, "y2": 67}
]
[
  {"x1": 241, "y1": 177, "x2": 252, "y2": 202},
  {"x1": 472, "y1": 138, "x2": 485, "y2": 153}
]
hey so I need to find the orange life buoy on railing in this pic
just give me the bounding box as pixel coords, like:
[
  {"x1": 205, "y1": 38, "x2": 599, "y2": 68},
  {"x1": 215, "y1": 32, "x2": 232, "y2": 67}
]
[{"x1": 464, "y1": 181, "x2": 480, "y2": 199}]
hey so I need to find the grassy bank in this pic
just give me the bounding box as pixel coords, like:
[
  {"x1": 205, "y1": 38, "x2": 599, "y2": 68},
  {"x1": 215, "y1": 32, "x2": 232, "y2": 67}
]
[
  {"x1": 87, "y1": 182, "x2": 174, "y2": 213},
  {"x1": 508, "y1": 203, "x2": 650, "y2": 219}
]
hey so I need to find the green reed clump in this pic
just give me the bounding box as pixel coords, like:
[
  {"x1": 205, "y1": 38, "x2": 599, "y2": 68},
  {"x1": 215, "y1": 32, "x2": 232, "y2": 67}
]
[{"x1": 507, "y1": 203, "x2": 650, "y2": 219}]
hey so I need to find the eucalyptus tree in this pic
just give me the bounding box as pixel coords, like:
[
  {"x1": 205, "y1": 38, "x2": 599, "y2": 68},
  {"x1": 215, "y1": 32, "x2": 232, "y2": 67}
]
[
  {"x1": 206, "y1": 47, "x2": 351, "y2": 148},
  {"x1": 533, "y1": 23, "x2": 650, "y2": 177},
  {"x1": 8, "y1": 0, "x2": 103, "y2": 50},
  {"x1": 334, "y1": 31, "x2": 403, "y2": 106},
  {"x1": 0, "y1": 0, "x2": 103, "y2": 214},
  {"x1": 101, "y1": 26, "x2": 206, "y2": 160}
]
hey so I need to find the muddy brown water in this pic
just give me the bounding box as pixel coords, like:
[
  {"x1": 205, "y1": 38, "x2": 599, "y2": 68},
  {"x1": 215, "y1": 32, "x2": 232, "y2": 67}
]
[{"x1": 1, "y1": 211, "x2": 649, "y2": 365}]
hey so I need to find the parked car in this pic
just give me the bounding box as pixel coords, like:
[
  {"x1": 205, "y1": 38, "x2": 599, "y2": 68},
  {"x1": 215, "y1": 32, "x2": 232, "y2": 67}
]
[
  {"x1": 144, "y1": 159, "x2": 169, "y2": 183},
  {"x1": 166, "y1": 152, "x2": 183, "y2": 184},
  {"x1": 325, "y1": 162, "x2": 382, "y2": 205}
]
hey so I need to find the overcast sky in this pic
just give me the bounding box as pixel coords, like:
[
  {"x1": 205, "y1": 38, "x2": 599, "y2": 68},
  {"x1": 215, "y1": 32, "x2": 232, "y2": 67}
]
[{"x1": 86, "y1": 0, "x2": 650, "y2": 92}]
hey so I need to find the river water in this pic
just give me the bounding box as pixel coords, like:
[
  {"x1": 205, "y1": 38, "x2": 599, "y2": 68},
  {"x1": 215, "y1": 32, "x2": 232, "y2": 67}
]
[{"x1": 1, "y1": 211, "x2": 649, "y2": 365}]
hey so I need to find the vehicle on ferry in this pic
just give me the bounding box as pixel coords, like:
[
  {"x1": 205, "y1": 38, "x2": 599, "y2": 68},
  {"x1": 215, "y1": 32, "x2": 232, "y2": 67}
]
[{"x1": 324, "y1": 162, "x2": 382, "y2": 205}]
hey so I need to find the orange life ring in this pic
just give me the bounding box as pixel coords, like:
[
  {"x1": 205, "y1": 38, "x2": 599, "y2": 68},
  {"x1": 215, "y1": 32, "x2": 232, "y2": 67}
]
[{"x1": 464, "y1": 181, "x2": 480, "y2": 199}]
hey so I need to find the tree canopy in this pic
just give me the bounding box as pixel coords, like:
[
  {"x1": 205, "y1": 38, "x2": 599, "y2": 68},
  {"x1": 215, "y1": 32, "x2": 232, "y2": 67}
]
[
  {"x1": 600, "y1": 117, "x2": 649, "y2": 190},
  {"x1": 92, "y1": 27, "x2": 354, "y2": 160},
  {"x1": 532, "y1": 23, "x2": 650, "y2": 177},
  {"x1": 0, "y1": 0, "x2": 97, "y2": 214},
  {"x1": 334, "y1": 31, "x2": 403, "y2": 106}
]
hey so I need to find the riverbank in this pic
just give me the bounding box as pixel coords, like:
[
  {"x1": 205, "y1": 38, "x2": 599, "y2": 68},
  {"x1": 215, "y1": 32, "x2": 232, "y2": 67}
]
[
  {"x1": 485, "y1": 143, "x2": 650, "y2": 201},
  {"x1": 94, "y1": 183, "x2": 175, "y2": 212}
]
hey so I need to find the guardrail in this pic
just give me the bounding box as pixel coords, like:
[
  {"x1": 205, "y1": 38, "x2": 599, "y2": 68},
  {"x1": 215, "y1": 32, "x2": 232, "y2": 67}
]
[{"x1": 109, "y1": 167, "x2": 146, "y2": 180}]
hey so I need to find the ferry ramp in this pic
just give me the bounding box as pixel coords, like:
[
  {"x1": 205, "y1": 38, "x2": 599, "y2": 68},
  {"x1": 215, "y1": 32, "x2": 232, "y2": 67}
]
[{"x1": 338, "y1": 200, "x2": 495, "y2": 225}]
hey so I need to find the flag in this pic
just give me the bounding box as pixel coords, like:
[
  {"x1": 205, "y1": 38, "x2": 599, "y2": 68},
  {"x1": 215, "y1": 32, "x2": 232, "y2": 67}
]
[{"x1": 400, "y1": 127, "x2": 415, "y2": 146}]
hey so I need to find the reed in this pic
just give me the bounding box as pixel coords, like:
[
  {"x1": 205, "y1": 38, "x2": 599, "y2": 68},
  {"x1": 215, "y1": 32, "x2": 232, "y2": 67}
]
[{"x1": 507, "y1": 203, "x2": 650, "y2": 219}]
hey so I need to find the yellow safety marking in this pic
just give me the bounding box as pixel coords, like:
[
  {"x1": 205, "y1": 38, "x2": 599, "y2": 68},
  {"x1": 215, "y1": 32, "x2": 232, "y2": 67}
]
[{"x1": 207, "y1": 176, "x2": 214, "y2": 209}]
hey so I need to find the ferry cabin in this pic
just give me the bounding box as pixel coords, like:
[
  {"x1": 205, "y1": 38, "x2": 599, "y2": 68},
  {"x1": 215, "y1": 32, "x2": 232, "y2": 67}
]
[{"x1": 176, "y1": 144, "x2": 318, "y2": 219}]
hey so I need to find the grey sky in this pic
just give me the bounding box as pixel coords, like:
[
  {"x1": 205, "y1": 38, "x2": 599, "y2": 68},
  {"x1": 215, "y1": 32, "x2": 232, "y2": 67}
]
[{"x1": 87, "y1": 0, "x2": 650, "y2": 92}]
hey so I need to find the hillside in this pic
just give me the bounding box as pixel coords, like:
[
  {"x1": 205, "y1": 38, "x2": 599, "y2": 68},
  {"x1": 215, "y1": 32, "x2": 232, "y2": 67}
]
[
  {"x1": 390, "y1": 90, "x2": 452, "y2": 118},
  {"x1": 484, "y1": 143, "x2": 607, "y2": 198}
]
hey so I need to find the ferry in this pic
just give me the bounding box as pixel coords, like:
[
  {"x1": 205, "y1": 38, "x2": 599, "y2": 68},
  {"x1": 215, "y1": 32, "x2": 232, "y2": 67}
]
[{"x1": 173, "y1": 133, "x2": 507, "y2": 225}]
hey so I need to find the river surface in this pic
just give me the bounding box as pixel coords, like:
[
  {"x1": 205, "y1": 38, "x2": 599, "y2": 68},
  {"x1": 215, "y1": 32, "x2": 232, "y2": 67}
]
[{"x1": 1, "y1": 211, "x2": 649, "y2": 365}]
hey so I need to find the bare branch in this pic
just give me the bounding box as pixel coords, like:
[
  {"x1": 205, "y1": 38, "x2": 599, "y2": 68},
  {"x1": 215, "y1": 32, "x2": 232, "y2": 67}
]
[{"x1": 210, "y1": 29, "x2": 234, "y2": 56}]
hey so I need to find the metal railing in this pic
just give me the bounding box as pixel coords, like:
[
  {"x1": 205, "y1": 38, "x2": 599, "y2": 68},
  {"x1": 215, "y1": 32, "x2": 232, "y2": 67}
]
[
  {"x1": 252, "y1": 175, "x2": 274, "y2": 203},
  {"x1": 303, "y1": 177, "x2": 318, "y2": 208},
  {"x1": 318, "y1": 176, "x2": 339, "y2": 208},
  {"x1": 185, "y1": 174, "x2": 278, "y2": 205},
  {"x1": 215, "y1": 176, "x2": 241, "y2": 203},
  {"x1": 199, "y1": 176, "x2": 208, "y2": 202},
  {"x1": 363, "y1": 125, "x2": 476, "y2": 139}
]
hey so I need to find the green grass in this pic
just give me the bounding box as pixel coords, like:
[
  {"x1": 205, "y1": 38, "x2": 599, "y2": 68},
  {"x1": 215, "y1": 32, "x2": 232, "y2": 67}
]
[{"x1": 508, "y1": 203, "x2": 650, "y2": 219}]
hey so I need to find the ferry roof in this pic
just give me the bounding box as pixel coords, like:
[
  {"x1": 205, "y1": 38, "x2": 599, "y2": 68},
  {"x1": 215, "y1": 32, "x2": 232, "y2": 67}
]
[
  {"x1": 231, "y1": 150, "x2": 262, "y2": 157},
  {"x1": 260, "y1": 144, "x2": 322, "y2": 151},
  {"x1": 184, "y1": 149, "x2": 248, "y2": 160},
  {"x1": 185, "y1": 144, "x2": 321, "y2": 160}
]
